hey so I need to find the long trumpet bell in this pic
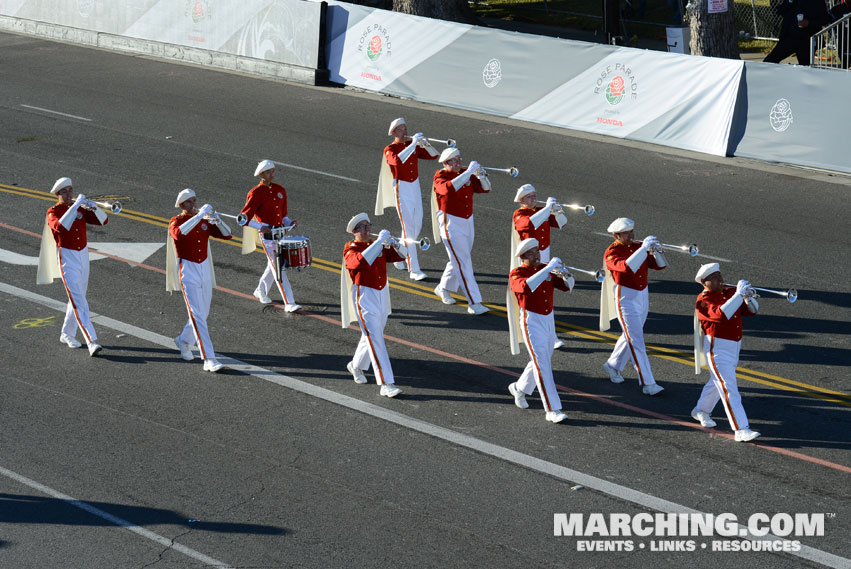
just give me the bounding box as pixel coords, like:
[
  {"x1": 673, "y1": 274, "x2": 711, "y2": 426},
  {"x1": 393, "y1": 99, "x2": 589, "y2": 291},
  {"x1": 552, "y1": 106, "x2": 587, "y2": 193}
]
[
  {"x1": 644, "y1": 241, "x2": 700, "y2": 257},
  {"x1": 95, "y1": 200, "x2": 121, "y2": 213},
  {"x1": 426, "y1": 137, "x2": 456, "y2": 148},
  {"x1": 563, "y1": 264, "x2": 606, "y2": 283},
  {"x1": 216, "y1": 212, "x2": 249, "y2": 226},
  {"x1": 482, "y1": 166, "x2": 519, "y2": 178},
  {"x1": 725, "y1": 283, "x2": 798, "y2": 303},
  {"x1": 370, "y1": 233, "x2": 430, "y2": 251},
  {"x1": 537, "y1": 201, "x2": 595, "y2": 216}
]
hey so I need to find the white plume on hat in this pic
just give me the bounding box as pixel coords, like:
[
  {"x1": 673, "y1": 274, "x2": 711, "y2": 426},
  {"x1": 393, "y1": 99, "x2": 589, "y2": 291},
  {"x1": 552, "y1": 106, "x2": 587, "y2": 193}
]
[
  {"x1": 439, "y1": 147, "x2": 460, "y2": 163},
  {"x1": 51, "y1": 177, "x2": 72, "y2": 194},
  {"x1": 515, "y1": 237, "x2": 539, "y2": 257},
  {"x1": 695, "y1": 263, "x2": 720, "y2": 283},
  {"x1": 347, "y1": 212, "x2": 370, "y2": 233},
  {"x1": 607, "y1": 217, "x2": 635, "y2": 233},
  {"x1": 254, "y1": 159, "x2": 275, "y2": 176},
  {"x1": 175, "y1": 188, "x2": 196, "y2": 208},
  {"x1": 514, "y1": 184, "x2": 536, "y2": 203},
  {"x1": 388, "y1": 117, "x2": 406, "y2": 135}
]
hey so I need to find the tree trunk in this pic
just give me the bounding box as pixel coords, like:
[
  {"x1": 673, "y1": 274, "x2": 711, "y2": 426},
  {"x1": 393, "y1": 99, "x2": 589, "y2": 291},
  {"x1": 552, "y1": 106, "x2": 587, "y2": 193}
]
[
  {"x1": 688, "y1": 0, "x2": 740, "y2": 59},
  {"x1": 393, "y1": 0, "x2": 474, "y2": 24}
]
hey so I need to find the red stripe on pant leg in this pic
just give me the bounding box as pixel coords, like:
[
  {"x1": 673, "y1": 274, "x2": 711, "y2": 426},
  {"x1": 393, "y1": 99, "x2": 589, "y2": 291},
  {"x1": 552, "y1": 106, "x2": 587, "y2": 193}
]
[
  {"x1": 521, "y1": 309, "x2": 553, "y2": 412},
  {"x1": 57, "y1": 248, "x2": 93, "y2": 344},
  {"x1": 355, "y1": 284, "x2": 385, "y2": 385},
  {"x1": 262, "y1": 240, "x2": 290, "y2": 304},
  {"x1": 441, "y1": 223, "x2": 474, "y2": 303},
  {"x1": 616, "y1": 285, "x2": 645, "y2": 386},
  {"x1": 178, "y1": 260, "x2": 208, "y2": 360},
  {"x1": 394, "y1": 181, "x2": 412, "y2": 272},
  {"x1": 708, "y1": 337, "x2": 740, "y2": 431}
]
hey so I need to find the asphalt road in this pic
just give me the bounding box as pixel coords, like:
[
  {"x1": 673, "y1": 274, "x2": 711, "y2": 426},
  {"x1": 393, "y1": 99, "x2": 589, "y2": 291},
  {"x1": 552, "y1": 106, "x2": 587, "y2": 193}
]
[{"x1": 0, "y1": 31, "x2": 849, "y2": 569}]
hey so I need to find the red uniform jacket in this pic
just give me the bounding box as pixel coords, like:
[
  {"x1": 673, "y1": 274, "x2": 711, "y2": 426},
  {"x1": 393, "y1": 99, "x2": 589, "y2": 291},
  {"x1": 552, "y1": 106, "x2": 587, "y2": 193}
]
[
  {"x1": 510, "y1": 263, "x2": 568, "y2": 315},
  {"x1": 604, "y1": 241, "x2": 665, "y2": 291},
  {"x1": 384, "y1": 141, "x2": 437, "y2": 182},
  {"x1": 169, "y1": 213, "x2": 232, "y2": 263},
  {"x1": 696, "y1": 287, "x2": 755, "y2": 342},
  {"x1": 344, "y1": 240, "x2": 405, "y2": 290},
  {"x1": 47, "y1": 204, "x2": 108, "y2": 250},
  {"x1": 433, "y1": 169, "x2": 488, "y2": 219},
  {"x1": 513, "y1": 206, "x2": 560, "y2": 251},
  {"x1": 240, "y1": 182, "x2": 288, "y2": 226}
]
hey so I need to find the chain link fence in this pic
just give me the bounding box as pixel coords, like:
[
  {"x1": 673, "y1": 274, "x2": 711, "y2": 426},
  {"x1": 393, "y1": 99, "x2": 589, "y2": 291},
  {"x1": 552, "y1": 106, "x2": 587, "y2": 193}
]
[{"x1": 734, "y1": 0, "x2": 781, "y2": 40}]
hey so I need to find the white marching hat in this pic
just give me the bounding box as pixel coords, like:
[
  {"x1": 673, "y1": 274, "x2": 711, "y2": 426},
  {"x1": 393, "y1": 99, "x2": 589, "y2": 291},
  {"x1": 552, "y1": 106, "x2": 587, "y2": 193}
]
[
  {"x1": 254, "y1": 159, "x2": 275, "y2": 176},
  {"x1": 607, "y1": 217, "x2": 635, "y2": 233},
  {"x1": 514, "y1": 184, "x2": 536, "y2": 202},
  {"x1": 439, "y1": 147, "x2": 460, "y2": 163},
  {"x1": 51, "y1": 177, "x2": 73, "y2": 194},
  {"x1": 695, "y1": 263, "x2": 720, "y2": 283},
  {"x1": 347, "y1": 212, "x2": 370, "y2": 233},
  {"x1": 175, "y1": 188, "x2": 196, "y2": 208},
  {"x1": 515, "y1": 237, "x2": 540, "y2": 257},
  {"x1": 388, "y1": 117, "x2": 406, "y2": 135}
]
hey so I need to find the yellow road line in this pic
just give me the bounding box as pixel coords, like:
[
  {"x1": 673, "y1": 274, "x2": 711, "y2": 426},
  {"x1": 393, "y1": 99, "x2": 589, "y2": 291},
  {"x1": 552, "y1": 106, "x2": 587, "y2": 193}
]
[{"x1": 4, "y1": 184, "x2": 848, "y2": 405}]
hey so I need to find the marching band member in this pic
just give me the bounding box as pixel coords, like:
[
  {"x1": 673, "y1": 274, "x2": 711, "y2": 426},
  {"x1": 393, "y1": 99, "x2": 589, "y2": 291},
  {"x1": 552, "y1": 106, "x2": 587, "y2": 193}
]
[
  {"x1": 506, "y1": 239, "x2": 574, "y2": 423},
  {"x1": 376, "y1": 117, "x2": 438, "y2": 281},
  {"x1": 692, "y1": 263, "x2": 761, "y2": 442},
  {"x1": 239, "y1": 159, "x2": 301, "y2": 312},
  {"x1": 599, "y1": 218, "x2": 665, "y2": 395},
  {"x1": 431, "y1": 147, "x2": 491, "y2": 315},
  {"x1": 38, "y1": 177, "x2": 108, "y2": 356},
  {"x1": 167, "y1": 189, "x2": 232, "y2": 372},
  {"x1": 340, "y1": 213, "x2": 408, "y2": 397},
  {"x1": 511, "y1": 183, "x2": 568, "y2": 348}
]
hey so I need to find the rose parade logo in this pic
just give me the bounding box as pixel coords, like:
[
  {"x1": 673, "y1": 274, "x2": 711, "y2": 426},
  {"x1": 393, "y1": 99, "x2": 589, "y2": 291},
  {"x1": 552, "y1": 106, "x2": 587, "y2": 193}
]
[
  {"x1": 482, "y1": 59, "x2": 502, "y2": 88},
  {"x1": 186, "y1": 0, "x2": 210, "y2": 23},
  {"x1": 606, "y1": 75, "x2": 626, "y2": 105},
  {"x1": 359, "y1": 24, "x2": 392, "y2": 63},
  {"x1": 769, "y1": 98, "x2": 793, "y2": 132}
]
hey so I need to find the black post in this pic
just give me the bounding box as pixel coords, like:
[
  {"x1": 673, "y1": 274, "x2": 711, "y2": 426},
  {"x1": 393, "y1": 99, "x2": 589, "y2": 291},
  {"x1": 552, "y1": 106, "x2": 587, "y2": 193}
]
[{"x1": 603, "y1": 0, "x2": 621, "y2": 45}]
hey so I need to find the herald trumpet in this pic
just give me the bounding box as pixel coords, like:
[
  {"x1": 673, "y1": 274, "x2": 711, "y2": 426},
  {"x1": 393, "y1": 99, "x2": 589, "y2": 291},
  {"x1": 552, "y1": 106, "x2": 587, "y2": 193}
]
[
  {"x1": 641, "y1": 240, "x2": 700, "y2": 257},
  {"x1": 562, "y1": 264, "x2": 606, "y2": 283},
  {"x1": 725, "y1": 283, "x2": 798, "y2": 303},
  {"x1": 84, "y1": 200, "x2": 122, "y2": 213},
  {"x1": 537, "y1": 200, "x2": 595, "y2": 216},
  {"x1": 425, "y1": 137, "x2": 456, "y2": 148},
  {"x1": 481, "y1": 165, "x2": 519, "y2": 178},
  {"x1": 371, "y1": 233, "x2": 431, "y2": 251},
  {"x1": 214, "y1": 212, "x2": 249, "y2": 226}
]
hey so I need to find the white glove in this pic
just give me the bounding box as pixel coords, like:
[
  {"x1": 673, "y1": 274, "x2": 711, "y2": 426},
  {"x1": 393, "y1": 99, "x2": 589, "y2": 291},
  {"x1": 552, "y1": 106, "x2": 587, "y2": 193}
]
[
  {"x1": 546, "y1": 257, "x2": 562, "y2": 272},
  {"x1": 736, "y1": 280, "x2": 752, "y2": 297},
  {"x1": 641, "y1": 235, "x2": 658, "y2": 250},
  {"x1": 566, "y1": 275, "x2": 576, "y2": 291},
  {"x1": 466, "y1": 160, "x2": 481, "y2": 174},
  {"x1": 377, "y1": 229, "x2": 391, "y2": 244},
  {"x1": 199, "y1": 204, "x2": 214, "y2": 216},
  {"x1": 412, "y1": 132, "x2": 424, "y2": 143},
  {"x1": 73, "y1": 194, "x2": 86, "y2": 206},
  {"x1": 545, "y1": 196, "x2": 558, "y2": 208}
]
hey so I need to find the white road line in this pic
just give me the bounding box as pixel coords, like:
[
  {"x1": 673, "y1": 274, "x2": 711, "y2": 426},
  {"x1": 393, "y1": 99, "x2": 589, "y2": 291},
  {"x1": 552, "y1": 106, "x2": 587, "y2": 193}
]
[
  {"x1": 271, "y1": 160, "x2": 360, "y2": 183},
  {"x1": 20, "y1": 104, "x2": 93, "y2": 122},
  {"x1": 1, "y1": 281, "x2": 848, "y2": 569},
  {"x1": 0, "y1": 465, "x2": 234, "y2": 569},
  {"x1": 591, "y1": 231, "x2": 732, "y2": 262}
]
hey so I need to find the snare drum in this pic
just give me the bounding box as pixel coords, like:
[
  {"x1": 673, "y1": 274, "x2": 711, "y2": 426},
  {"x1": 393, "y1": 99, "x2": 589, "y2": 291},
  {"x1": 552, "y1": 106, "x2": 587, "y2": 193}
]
[{"x1": 276, "y1": 235, "x2": 312, "y2": 273}]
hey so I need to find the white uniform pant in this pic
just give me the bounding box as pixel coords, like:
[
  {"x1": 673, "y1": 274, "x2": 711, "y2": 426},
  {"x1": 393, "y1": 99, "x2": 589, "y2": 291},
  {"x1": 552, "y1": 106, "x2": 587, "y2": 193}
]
[
  {"x1": 517, "y1": 309, "x2": 563, "y2": 412},
  {"x1": 606, "y1": 285, "x2": 657, "y2": 387},
  {"x1": 177, "y1": 258, "x2": 216, "y2": 361},
  {"x1": 258, "y1": 236, "x2": 295, "y2": 304},
  {"x1": 394, "y1": 179, "x2": 423, "y2": 274},
  {"x1": 437, "y1": 212, "x2": 481, "y2": 304},
  {"x1": 57, "y1": 246, "x2": 97, "y2": 344},
  {"x1": 351, "y1": 284, "x2": 394, "y2": 385},
  {"x1": 695, "y1": 336, "x2": 750, "y2": 431}
]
